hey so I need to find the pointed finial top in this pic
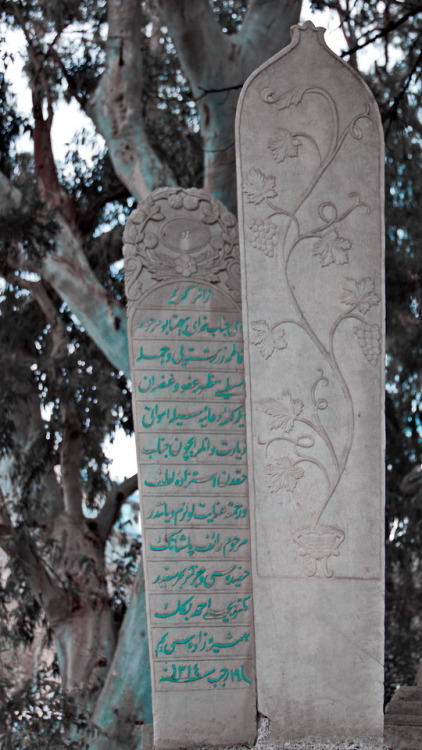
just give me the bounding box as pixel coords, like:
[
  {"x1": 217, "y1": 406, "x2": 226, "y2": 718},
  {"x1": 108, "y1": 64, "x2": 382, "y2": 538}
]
[
  {"x1": 289, "y1": 19, "x2": 327, "y2": 48},
  {"x1": 296, "y1": 20, "x2": 326, "y2": 34}
]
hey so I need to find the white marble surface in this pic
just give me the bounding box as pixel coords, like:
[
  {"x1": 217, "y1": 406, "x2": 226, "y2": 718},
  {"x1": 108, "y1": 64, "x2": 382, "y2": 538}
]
[
  {"x1": 124, "y1": 188, "x2": 256, "y2": 749},
  {"x1": 236, "y1": 21, "x2": 384, "y2": 743}
]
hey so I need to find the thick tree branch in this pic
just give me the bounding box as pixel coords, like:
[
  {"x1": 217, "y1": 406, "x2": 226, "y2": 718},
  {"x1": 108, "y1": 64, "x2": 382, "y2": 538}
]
[
  {"x1": 96, "y1": 473, "x2": 138, "y2": 542},
  {"x1": 91, "y1": 561, "x2": 152, "y2": 747},
  {"x1": 41, "y1": 229, "x2": 130, "y2": 376},
  {"x1": 3, "y1": 196, "x2": 130, "y2": 375},
  {"x1": 87, "y1": 0, "x2": 176, "y2": 200},
  {"x1": 155, "y1": 0, "x2": 228, "y2": 89},
  {"x1": 238, "y1": 0, "x2": 303, "y2": 64},
  {"x1": 156, "y1": 0, "x2": 301, "y2": 211},
  {"x1": 11, "y1": 2, "x2": 77, "y2": 227},
  {"x1": 60, "y1": 403, "x2": 84, "y2": 519}
]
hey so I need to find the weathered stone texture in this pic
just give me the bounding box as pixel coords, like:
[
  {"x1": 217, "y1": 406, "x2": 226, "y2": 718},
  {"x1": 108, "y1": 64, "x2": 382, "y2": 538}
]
[
  {"x1": 385, "y1": 687, "x2": 422, "y2": 749},
  {"x1": 236, "y1": 21, "x2": 384, "y2": 743},
  {"x1": 124, "y1": 188, "x2": 256, "y2": 749}
]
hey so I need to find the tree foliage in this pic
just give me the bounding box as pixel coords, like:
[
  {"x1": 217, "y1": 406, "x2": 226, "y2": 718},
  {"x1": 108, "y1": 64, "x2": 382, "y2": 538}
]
[{"x1": 0, "y1": 0, "x2": 420, "y2": 744}]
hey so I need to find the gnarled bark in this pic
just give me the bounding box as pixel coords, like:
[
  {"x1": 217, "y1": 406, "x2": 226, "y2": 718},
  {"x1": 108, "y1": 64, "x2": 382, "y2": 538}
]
[{"x1": 87, "y1": 0, "x2": 176, "y2": 201}]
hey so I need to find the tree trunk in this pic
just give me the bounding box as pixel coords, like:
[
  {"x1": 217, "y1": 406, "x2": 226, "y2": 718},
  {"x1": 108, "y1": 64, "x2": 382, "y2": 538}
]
[
  {"x1": 42, "y1": 516, "x2": 117, "y2": 702},
  {"x1": 156, "y1": 0, "x2": 303, "y2": 212},
  {"x1": 90, "y1": 564, "x2": 152, "y2": 749}
]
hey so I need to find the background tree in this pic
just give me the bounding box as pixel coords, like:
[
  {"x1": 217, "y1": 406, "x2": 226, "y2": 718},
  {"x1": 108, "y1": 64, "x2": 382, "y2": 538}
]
[{"x1": 0, "y1": 0, "x2": 420, "y2": 746}]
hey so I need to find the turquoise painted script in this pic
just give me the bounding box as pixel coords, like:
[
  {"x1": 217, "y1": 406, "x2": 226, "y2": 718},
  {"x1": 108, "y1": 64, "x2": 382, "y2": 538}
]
[
  {"x1": 141, "y1": 435, "x2": 246, "y2": 462},
  {"x1": 147, "y1": 499, "x2": 248, "y2": 525},
  {"x1": 159, "y1": 662, "x2": 251, "y2": 687},
  {"x1": 153, "y1": 594, "x2": 251, "y2": 623},
  {"x1": 138, "y1": 373, "x2": 245, "y2": 400},
  {"x1": 167, "y1": 286, "x2": 211, "y2": 305},
  {"x1": 155, "y1": 630, "x2": 250, "y2": 657},
  {"x1": 149, "y1": 529, "x2": 248, "y2": 557},
  {"x1": 136, "y1": 343, "x2": 243, "y2": 367},
  {"x1": 140, "y1": 403, "x2": 245, "y2": 429},
  {"x1": 143, "y1": 468, "x2": 247, "y2": 489},
  {"x1": 151, "y1": 563, "x2": 250, "y2": 590},
  {"x1": 137, "y1": 313, "x2": 242, "y2": 338}
]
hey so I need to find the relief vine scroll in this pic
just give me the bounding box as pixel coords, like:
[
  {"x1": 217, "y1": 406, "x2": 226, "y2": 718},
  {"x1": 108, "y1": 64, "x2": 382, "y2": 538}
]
[
  {"x1": 236, "y1": 22, "x2": 384, "y2": 743},
  {"x1": 123, "y1": 188, "x2": 256, "y2": 750}
]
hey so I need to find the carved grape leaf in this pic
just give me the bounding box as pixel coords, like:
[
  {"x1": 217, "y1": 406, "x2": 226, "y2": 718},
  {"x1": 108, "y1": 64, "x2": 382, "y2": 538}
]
[
  {"x1": 260, "y1": 392, "x2": 304, "y2": 432},
  {"x1": 126, "y1": 208, "x2": 146, "y2": 226},
  {"x1": 250, "y1": 321, "x2": 287, "y2": 359},
  {"x1": 261, "y1": 85, "x2": 307, "y2": 110},
  {"x1": 340, "y1": 277, "x2": 380, "y2": 313},
  {"x1": 268, "y1": 128, "x2": 301, "y2": 162},
  {"x1": 266, "y1": 456, "x2": 304, "y2": 493},
  {"x1": 148, "y1": 204, "x2": 165, "y2": 221},
  {"x1": 313, "y1": 229, "x2": 352, "y2": 267},
  {"x1": 243, "y1": 168, "x2": 277, "y2": 204}
]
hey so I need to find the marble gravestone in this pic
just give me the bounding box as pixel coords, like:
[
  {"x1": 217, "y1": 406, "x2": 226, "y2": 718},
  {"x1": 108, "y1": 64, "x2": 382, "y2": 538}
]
[
  {"x1": 236, "y1": 21, "x2": 384, "y2": 745},
  {"x1": 123, "y1": 189, "x2": 255, "y2": 750}
]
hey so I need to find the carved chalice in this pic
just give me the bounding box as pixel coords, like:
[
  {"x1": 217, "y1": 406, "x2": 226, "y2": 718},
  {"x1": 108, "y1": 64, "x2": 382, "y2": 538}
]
[{"x1": 293, "y1": 524, "x2": 345, "y2": 578}]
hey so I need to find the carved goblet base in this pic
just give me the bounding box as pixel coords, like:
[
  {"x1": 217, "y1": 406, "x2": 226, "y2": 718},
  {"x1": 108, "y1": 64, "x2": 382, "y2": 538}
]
[{"x1": 293, "y1": 524, "x2": 345, "y2": 578}]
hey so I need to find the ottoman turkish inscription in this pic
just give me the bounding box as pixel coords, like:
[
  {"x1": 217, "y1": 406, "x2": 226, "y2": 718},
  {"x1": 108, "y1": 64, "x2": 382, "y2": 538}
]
[
  {"x1": 123, "y1": 188, "x2": 255, "y2": 749},
  {"x1": 236, "y1": 21, "x2": 384, "y2": 744}
]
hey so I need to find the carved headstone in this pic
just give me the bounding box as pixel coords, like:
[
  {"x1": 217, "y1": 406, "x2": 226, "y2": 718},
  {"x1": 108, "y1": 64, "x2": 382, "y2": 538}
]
[
  {"x1": 236, "y1": 22, "x2": 384, "y2": 743},
  {"x1": 123, "y1": 189, "x2": 256, "y2": 750}
]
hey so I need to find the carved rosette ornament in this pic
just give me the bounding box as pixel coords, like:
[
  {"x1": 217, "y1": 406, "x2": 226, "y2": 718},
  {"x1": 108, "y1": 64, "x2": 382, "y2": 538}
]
[{"x1": 123, "y1": 188, "x2": 241, "y2": 307}]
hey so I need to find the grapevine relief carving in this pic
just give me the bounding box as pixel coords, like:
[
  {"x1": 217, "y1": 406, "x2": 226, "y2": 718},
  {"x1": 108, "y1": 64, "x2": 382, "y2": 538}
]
[{"x1": 244, "y1": 61, "x2": 381, "y2": 577}]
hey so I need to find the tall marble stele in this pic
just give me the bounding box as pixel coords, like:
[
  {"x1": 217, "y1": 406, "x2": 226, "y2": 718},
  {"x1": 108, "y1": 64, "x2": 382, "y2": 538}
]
[
  {"x1": 236, "y1": 22, "x2": 385, "y2": 744},
  {"x1": 123, "y1": 189, "x2": 256, "y2": 750}
]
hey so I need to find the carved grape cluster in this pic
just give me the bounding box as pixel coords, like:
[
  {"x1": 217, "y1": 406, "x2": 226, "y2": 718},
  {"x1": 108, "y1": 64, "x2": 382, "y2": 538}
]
[
  {"x1": 249, "y1": 219, "x2": 279, "y2": 257},
  {"x1": 353, "y1": 323, "x2": 381, "y2": 365}
]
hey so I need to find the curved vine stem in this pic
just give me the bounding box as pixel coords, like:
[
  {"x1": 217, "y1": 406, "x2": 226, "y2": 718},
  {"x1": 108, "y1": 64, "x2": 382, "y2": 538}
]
[
  {"x1": 295, "y1": 132, "x2": 322, "y2": 164},
  {"x1": 306, "y1": 196, "x2": 370, "y2": 238},
  {"x1": 293, "y1": 457, "x2": 331, "y2": 498},
  {"x1": 297, "y1": 417, "x2": 339, "y2": 474},
  {"x1": 255, "y1": 90, "x2": 375, "y2": 533}
]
